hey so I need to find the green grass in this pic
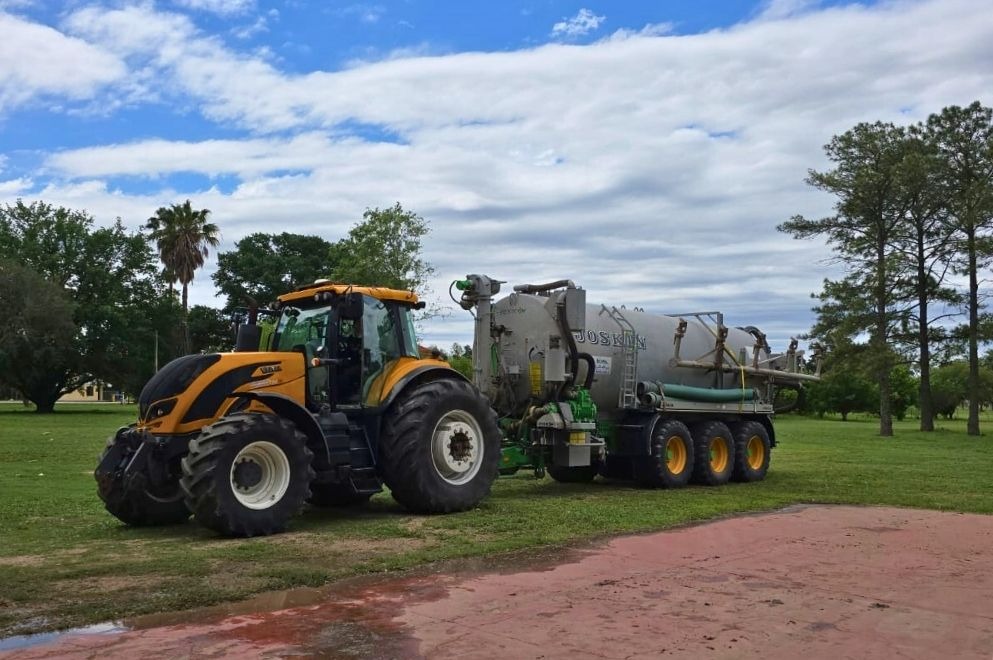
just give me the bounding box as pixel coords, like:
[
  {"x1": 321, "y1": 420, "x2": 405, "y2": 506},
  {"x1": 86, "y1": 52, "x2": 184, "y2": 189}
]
[{"x1": 1, "y1": 402, "x2": 992, "y2": 637}]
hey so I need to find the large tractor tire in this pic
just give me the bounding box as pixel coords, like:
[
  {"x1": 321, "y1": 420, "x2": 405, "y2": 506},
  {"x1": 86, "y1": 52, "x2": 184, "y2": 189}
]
[
  {"x1": 690, "y1": 420, "x2": 735, "y2": 486},
  {"x1": 634, "y1": 419, "x2": 694, "y2": 489},
  {"x1": 731, "y1": 421, "x2": 771, "y2": 482},
  {"x1": 379, "y1": 378, "x2": 501, "y2": 514},
  {"x1": 180, "y1": 413, "x2": 314, "y2": 537},
  {"x1": 96, "y1": 432, "x2": 190, "y2": 527},
  {"x1": 308, "y1": 483, "x2": 372, "y2": 507}
]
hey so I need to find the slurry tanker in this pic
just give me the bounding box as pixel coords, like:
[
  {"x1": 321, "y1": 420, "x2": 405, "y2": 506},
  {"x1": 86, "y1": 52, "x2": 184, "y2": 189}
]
[
  {"x1": 96, "y1": 275, "x2": 818, "y2": 537},
  {"x1": 455, "y1": 275, "x2": 819, "y2": 488}
]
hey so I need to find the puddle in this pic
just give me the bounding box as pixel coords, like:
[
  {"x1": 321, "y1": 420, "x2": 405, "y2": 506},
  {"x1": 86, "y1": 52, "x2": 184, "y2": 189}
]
[{"x1": 0, "y1": 623, "x2": 127, "y2": 652}]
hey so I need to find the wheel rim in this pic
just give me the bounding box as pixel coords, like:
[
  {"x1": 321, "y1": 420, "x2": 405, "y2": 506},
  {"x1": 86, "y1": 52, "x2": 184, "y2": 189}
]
[
  {"x1": 431, "y1": 410, "x2": 484, "y2": 485},
  {"x1": 709, "y1": 437, "x2": 729, "y2": 473},
  {"x1": 746, "y1": 435, "x2": 765, "y2": 470},
  {"x1": 229, "y1": 441, "x2": 291, "y2": 510},
  {"x1": 665, "y1": 436, "x2": 687, "y2": 474}
]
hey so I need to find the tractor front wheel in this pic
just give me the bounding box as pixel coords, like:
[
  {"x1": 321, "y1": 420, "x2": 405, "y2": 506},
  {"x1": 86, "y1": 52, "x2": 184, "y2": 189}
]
[
  {"x1": 181, "y1": 414, "x2": 314, "y2": 537},
  {"x1": 379, "y1": 378, "x2": 500, "y2": 513},
  {"x1": 96, "y1": 432, "x2": 190, "y2": 527}
]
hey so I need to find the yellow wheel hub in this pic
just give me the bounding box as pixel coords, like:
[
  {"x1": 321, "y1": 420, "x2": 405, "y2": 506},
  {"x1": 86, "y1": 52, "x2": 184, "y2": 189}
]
[
  {"x1": 665, "y1": 436, "x2": 687, "y2": 474},
  {"x1": 709, "y1": 437, "x2": 729, "y2": 473},
  {"x1": 746, "y1": 435, "x2": 765, "y2": 470}
]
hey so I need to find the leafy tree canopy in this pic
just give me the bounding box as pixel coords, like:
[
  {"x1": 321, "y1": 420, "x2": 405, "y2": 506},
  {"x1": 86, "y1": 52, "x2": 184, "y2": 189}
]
[
  {"x1": 0, "y1": 200, "x2": 169, "y2": 411},
  {"x1": 331, "y1": 203, "x2": 435, "y2": 292},
  {"x1": 213, "y1": 232, "x2": 333, "y2": 310}
]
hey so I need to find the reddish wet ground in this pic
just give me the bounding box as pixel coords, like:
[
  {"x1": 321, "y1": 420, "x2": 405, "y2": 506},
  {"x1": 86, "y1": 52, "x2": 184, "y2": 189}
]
[{"x1": 3, "y1": 505, "x2": 993, "y2": 659}]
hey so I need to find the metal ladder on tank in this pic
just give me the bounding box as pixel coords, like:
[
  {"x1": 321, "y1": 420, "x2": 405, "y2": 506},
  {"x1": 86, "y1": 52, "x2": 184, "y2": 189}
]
[{"x1": 600, "y1": 305, "x2": 639, "y2": 409}]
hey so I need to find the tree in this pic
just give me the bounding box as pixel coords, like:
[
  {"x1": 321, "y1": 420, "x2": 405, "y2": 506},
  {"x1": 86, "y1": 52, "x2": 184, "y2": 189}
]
[
  {"x1": 0, "y1": 201, "x2": 167, "y2": 411},
  {"x1": 145, "y1": 200, "x2": 219, "y2": 315},
  {"x1": 931, "y1": 361, "x2": 993, "y2": 419},
  {"x1": 806, "y1": 368, "x2": 877, "y2": 421},
  {"x1": 331, "y1": 203, "x2": 435, "y2": 292},
  {"x1": 188, "y1": 305, "x2": 233, "y2": 353},
  {"x1": 780, "y1": 122, "x2": 911, "y2": 436},
  {"x1": 213, "y1": 232, "x2": 333, "y2": 310},
  {"x1": 925, "y1": 102, "x2": 993, "y2": 436},
  {"x1": 889, "y1": 128, "x2": 960, "y2": 431},
  {"x1": 0, "y1": 261, "x2": 78, "y2": 412}
]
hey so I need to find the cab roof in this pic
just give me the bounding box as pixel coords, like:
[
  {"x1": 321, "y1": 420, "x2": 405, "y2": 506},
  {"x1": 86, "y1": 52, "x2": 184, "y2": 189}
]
[{"x1": 277, "y1": 281, "x2": 420, "y2": 305}]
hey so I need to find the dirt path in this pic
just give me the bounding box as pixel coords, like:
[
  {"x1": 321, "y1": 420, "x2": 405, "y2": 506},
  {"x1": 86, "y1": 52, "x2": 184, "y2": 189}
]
[{"x1": 3, "y1": 505, "x2": 992, "y2": 659}]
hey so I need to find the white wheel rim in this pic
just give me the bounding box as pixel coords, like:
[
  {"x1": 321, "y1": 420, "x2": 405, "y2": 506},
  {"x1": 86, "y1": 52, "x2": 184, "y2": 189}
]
[
  {"x1": 229, "y1": 441, "x2": 291, "y2": 510},
  {"x1": 430, "y1": 410, "x2": 484, "y2": 485}
]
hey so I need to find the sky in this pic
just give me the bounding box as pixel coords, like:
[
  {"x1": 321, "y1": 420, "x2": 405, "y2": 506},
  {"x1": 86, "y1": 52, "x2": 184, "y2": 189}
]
[{"x1": 1, "y1": 0, "x2": 992, "y2": 353}]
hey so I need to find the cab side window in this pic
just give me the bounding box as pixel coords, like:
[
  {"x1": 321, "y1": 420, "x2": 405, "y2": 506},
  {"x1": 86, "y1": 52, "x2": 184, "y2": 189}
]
[{"x1": 362, "y1": 297, "x2": 402, "y2": 398}]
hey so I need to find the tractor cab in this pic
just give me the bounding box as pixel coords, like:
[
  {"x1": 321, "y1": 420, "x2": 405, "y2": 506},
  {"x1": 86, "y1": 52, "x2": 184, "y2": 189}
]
[{"x1": 270, "y1": 284, "x2": 424, "y2": 410}]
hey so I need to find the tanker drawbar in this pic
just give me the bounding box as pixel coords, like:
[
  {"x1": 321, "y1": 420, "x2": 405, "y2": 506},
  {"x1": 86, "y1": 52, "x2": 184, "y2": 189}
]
[{"x1": 455, "y1": 274, "x2": 820, "y2": 487}]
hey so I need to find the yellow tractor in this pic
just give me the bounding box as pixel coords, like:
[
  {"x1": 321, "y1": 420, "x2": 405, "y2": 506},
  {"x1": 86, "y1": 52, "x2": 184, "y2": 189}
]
[{"x1": 95, "y1": 282, "x2": 500, "y2": 537}]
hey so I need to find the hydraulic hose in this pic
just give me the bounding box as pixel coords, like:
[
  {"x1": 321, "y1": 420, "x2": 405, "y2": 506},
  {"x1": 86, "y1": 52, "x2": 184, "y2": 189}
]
[
  {"x1": 556, "y1": 299, "x2": 580, "y2": 400},
  {"x1": 514, "y1": 280, "x2": 575, "y2": 295},
  {"x1": 577, "y1": 352, "x2": 596, "y2": 390}
]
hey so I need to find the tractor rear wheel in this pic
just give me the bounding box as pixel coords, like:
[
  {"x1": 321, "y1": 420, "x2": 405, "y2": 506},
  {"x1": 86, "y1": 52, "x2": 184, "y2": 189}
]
[
  {"x1": 731, "y1": 421, "x2": 771, "y2": 482},
  {"x1": 634, "y1": 419, "x2": 694, "y2": 488},
  {"x1": 690, "y1": 420, "x2": 735, "y2": 486},
  {"x1": 96, "y1": 432, "x2": 190, "y2": 527},
  {"x1": 180, "y1": 413, "x2": 314, "y2": 537},
  {"x1": 379, "y1": 378, "x2": 500, "y2": 513}
]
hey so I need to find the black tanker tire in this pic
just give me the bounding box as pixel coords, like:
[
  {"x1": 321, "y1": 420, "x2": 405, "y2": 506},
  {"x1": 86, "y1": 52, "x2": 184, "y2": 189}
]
[
  {"x1": 379, "y1": 378, "x2": 501, "y2": 514},
  {"x1": 547, "y1": 463, "x2": 599, "y2": 483},
  {"x1": 731, "y1": 421, "x2": 771, "y2": 482},
  {"x1": 633, "y1": 419, "x2": 695, "y2": 489},
  {"x1": 690, "y1": 420, "x2": 735, "y2": 486},
  {"x1": 308, "y1": 483, "x2": 373, "y2": 507},
  {"x1": 180, "y1": 413, "x2": 315, "y2": 537},
  {"x1": 96, "y1": 436, "x2": 191, "y2": 527}
]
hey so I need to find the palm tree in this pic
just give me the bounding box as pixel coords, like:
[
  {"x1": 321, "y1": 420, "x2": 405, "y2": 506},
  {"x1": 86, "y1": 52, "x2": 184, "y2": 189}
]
[
  {"x1": 146, "y1": 200, "x2": 220, "y2": 313},
  {"x1": 146, "y1": 200, "x2": 220, "y2": 353}
]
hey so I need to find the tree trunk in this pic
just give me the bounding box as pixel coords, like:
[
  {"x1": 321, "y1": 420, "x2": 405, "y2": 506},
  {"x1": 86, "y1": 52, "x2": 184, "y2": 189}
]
[
  {"x1": 917, "y1": 253, "x2": 934, "y2": 432},
  {"x1": 967, "y1": 229, "x2": 981, "y2": 436},
  {"x1": 181, "y1": 282, "x2": 191, "y2": 355},
  {"x1": 32, "y1": 394, "x2": 57, "y2": 413},
  {"x1": 875, "y1": 236, "x2": 893, "y2": 437}
]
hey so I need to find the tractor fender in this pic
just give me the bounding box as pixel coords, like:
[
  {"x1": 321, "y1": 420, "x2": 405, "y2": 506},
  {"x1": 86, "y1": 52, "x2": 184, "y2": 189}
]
[
  {"x1": 378, "y1": 364, "x2": 470, "y2": 411},
  {"x1": 233, "y1": 391, "x2": 328, "y2": 461}
]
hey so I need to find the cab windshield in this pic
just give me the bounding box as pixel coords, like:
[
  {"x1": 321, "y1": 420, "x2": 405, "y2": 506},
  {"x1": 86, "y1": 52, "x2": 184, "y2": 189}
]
[{"x1": 273, "y1": 305, "x2": 330, "y2": 351}]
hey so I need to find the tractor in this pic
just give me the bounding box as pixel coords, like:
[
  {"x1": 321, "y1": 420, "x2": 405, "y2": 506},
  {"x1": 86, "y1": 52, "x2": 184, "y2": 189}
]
[{"x1": 95, "y1": 282, "x2": 500, "y2": 537}]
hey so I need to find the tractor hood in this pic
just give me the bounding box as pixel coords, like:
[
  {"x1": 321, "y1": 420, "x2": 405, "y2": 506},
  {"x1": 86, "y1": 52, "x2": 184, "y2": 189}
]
[{"x1": 137, "y1": 352, "x2": 307, "y2": 434}]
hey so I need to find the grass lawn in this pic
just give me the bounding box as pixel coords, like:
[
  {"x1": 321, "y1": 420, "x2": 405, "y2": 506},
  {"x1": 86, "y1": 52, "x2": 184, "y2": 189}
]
[{"x1": 1, "y1": 403, "x2": 992, "y2": 638}]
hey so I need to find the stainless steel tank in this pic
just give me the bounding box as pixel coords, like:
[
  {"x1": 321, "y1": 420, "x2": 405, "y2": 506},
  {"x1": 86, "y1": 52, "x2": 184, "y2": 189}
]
[{"x1": 488, "y1": 291, "x2": 770, "y2": 416}]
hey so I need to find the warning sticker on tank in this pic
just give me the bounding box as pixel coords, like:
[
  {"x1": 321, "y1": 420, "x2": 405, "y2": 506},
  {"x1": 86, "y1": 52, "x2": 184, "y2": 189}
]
[{"x1": 595, "y1": 356, "x2": 612, "y2": 375}]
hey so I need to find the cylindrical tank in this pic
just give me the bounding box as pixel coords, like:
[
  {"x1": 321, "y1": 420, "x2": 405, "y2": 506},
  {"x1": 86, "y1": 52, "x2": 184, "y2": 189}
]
[{"x1": 488, "y1": 291, "x2": 769, "y2": 417}]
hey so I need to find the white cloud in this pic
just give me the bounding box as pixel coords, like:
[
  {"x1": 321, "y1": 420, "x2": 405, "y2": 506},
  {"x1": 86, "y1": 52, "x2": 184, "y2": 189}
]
[
  {"x1": 172, "y1": 0, "x2": 254, "y2": 17},
  {"x1": 8, "y1": 0, "x2": 993, "y2": 348},
  {"x1": 759, "y1": 0, "x2": 820, "y2": 20},
  {"x1": 0, "y1": 177, "x2": 32, "y2": 196},
  {"x1": 551, "y1": 8, "x2": 605, "y2": 38},
  {"x1": 332, "y1": 4, "x2": 385, "y2": 24},
  {"x1": 0, "y1": 12, "x2": 126, "y2": 112}
]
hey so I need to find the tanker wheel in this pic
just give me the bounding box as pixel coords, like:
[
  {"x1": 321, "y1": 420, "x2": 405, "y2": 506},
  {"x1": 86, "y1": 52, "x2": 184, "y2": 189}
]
[
  {"x1": 634, "y1": 419, "x2": 694, "y2": 488},
  {"x1": 547, "y1": 462, "x2": 600, "y2": 483},
  {"x1": 96, "y1": 434, "x2": 190, "y2": 527},
  {"x1": 731, "y1": 421, "x2": 771, "y2": 482},
  {"x1": 309, "y1": 482, "x2": 373, "y2": 507},
  {"x1": 180, "y1": 413, "x2": 314, "y2": 537},
  {"x1": 379, "y1": 378, "x2": 500, "y2": 514},
  {"x1": 690, "y1": 420, "x2": 735, "y2": 486}
]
